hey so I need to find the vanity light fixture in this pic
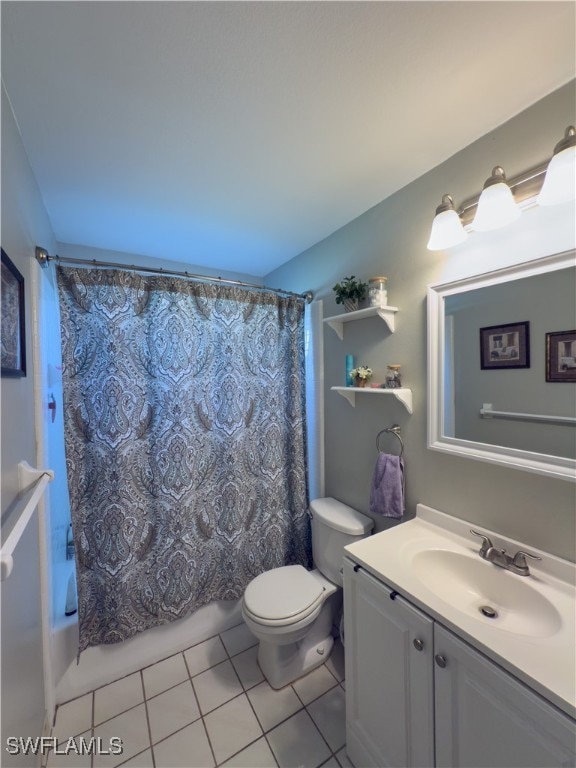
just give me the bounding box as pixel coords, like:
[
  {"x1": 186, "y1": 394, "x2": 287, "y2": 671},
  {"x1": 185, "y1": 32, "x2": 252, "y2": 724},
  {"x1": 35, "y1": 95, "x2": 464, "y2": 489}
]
[
  {"x1": 426, "y1": 194, "x2": 468, "y2": 251},
  {"x1": 471, "y1": 166, "x2": 521, "y2": 232},
  {"x1": 427, "y1": 125, "x2": 575, "y2": 251},
  {"x1": 538, "y1": 125, "x2": 576, "y2": 206}
]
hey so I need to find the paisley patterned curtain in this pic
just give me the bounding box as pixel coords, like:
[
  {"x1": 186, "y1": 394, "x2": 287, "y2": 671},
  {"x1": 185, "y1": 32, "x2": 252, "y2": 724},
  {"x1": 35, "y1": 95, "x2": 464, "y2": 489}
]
[{"x1": 57, "y1": 267, "x2": 311, "y2": 654}]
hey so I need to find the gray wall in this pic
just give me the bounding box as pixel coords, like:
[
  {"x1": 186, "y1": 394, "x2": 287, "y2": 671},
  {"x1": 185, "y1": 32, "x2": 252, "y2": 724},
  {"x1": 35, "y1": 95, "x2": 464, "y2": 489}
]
[
  {"x1": 266, "y1": 81, "x2": 576, "y2": 562},
  {"x1": 1, "y1": 84, "x2": 56, "y2": 759}
]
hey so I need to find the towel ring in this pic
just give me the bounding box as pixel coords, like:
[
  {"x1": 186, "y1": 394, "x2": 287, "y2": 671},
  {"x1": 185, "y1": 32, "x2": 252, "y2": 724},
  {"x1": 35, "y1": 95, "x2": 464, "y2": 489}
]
[{"x1": 376, "y1": 425, "x2": 404, "y2": 458}]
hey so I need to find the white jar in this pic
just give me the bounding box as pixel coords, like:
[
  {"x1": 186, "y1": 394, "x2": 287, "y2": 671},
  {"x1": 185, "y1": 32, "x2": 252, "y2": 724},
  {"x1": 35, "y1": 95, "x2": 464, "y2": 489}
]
[{"x1": 368, "y1": 276, "x2": 388, "y2": 307}]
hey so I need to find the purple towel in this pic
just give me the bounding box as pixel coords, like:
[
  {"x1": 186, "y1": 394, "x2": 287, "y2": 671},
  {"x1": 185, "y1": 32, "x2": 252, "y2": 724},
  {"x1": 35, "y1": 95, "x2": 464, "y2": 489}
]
[{"x1": 370, "y1": 453, "x2": 404, "y2": 518}]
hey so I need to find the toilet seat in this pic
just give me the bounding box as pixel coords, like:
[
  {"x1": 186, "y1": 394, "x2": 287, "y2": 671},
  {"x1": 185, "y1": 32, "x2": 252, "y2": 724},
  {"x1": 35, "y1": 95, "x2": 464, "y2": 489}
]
[{"x1": 243, "y1": 565, "x2": 325, "y2": 626}]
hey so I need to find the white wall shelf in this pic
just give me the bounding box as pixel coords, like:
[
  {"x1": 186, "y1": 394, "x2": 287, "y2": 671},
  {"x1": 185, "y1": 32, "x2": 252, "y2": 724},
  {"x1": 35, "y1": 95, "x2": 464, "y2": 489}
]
[
  {"x1": 324, "y1": 305, "x2": 398, "y2": 339},
  {"x1": 331, "y1": 386, "x2": 413, "y2": 414}
]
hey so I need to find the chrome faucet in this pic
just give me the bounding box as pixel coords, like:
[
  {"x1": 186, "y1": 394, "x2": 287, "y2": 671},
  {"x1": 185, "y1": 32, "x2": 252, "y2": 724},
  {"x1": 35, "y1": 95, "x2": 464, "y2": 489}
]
[{"x1": 470, "y1": 530, "x2": 541, "y2": 576}]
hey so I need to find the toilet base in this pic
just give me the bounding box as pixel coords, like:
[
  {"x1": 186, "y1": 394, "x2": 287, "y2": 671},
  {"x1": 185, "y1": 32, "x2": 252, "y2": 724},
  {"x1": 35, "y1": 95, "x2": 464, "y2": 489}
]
[{"x1": 256, "y1": 598, "x2": 338, "y2": 689}]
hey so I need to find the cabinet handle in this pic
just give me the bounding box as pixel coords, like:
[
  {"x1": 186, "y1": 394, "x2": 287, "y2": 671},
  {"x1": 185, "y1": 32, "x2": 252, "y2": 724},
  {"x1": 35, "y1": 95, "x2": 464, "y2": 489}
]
[
  {"x1": 435, "y1": 654, "x2": 447, "y2": 668},
  {"x1": 413, "y1": 638, "x2": 424, "y2": 652}
]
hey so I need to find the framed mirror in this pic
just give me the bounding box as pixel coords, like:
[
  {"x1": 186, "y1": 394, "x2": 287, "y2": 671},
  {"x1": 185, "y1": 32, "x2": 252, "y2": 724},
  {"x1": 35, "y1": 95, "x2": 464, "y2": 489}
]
[{"x1": 428, "y1": 249, "x2": 575, "y2": 482}]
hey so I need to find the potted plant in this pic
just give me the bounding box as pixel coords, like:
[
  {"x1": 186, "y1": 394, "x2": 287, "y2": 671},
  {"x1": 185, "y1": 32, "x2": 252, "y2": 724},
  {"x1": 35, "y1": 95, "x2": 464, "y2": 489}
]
[
  {"x1": 332, "y1": 275, "x2": 368, "y2": 312},
  {"x1": 350, "y1": 365, "x2": 373, "y2": 388}
]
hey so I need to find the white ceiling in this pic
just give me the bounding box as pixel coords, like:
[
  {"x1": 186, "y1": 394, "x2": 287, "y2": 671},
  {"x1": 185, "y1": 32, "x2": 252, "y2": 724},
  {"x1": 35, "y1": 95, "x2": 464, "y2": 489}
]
[{"x1": 2, "y1": 2, "x2": 575, "y2": 278}]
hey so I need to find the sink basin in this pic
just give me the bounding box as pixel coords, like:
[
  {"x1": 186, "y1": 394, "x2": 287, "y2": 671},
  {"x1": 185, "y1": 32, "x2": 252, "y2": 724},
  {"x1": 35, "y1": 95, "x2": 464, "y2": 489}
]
[
  {"x1": 345, "y1": 504, "x2": 576, "y2": 717},
  {"x1": 411, "y1": 549, "x2": 562, "y2": 638}
]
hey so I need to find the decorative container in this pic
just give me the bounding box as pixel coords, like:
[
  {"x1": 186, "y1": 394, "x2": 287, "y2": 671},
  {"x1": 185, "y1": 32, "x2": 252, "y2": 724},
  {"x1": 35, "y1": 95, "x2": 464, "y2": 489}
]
[
  {"x1": 368, "y1": 276, "x2": 388, "y2": 307},
  {"x1": 385, "y1": 364, "x2": 402, "y2": 389},
  {"x1": 350, "y1": 365, "x2": 373, "y2": 388},
  {"x1": 343, "y1": 297, "x2": 359, "y2": 312}
]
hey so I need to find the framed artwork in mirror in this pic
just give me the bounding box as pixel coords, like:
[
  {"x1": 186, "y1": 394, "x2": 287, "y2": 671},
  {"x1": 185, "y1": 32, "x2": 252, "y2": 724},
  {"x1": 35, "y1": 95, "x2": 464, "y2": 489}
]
[
  {"x1": 1, "y1": 248, "x2": 26, "y2": 377},
  {"x1": 546, "y1": 330, "x2": 576, "y2": 382},
  {"x1": 480, "y1": 321, "x2": 530, "y2": 370}
]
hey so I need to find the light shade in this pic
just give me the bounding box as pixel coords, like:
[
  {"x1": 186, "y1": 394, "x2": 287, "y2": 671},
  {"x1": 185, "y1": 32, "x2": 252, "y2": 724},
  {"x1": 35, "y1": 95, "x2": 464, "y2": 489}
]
[
  {"x1": 538, "y1": 126, "x2": 576, "y2": 206},
  {"x1": 427, "y1": 194, "x2": 467, "y2": 251},
  {"x1": 471, "y1": 166, "x2": 520, "y2": 232}
]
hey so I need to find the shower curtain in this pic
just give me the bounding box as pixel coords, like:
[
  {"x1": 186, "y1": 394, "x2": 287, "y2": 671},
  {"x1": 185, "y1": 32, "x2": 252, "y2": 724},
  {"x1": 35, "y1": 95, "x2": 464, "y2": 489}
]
[{"x1": 57, "y1": 267, "x2": 311, "y2": 654}]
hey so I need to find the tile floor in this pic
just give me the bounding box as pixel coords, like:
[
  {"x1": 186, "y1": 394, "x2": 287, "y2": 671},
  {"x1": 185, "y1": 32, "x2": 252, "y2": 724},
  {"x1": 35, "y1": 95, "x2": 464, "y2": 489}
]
[{"x1": 47, "y1": 622, "x2": 353, "y2": 768}]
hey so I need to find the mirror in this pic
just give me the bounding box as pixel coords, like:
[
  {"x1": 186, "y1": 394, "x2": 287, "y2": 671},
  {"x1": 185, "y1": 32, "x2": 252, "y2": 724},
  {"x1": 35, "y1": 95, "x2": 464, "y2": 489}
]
[{"x1": 428, "y1": 250, "x2": 576, "y2": 482}]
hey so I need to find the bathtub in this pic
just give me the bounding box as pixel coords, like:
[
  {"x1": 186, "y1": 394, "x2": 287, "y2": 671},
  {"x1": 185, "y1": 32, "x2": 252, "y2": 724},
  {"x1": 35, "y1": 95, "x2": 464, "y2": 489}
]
[{"x1": 54, "y1": 598, "x2": 244, "y2": 703}]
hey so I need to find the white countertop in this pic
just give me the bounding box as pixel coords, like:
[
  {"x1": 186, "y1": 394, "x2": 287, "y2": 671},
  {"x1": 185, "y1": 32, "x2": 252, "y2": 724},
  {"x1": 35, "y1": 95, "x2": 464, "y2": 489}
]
[{"x1": 344, "y1": 503, "x2": 576, "y2": 719}]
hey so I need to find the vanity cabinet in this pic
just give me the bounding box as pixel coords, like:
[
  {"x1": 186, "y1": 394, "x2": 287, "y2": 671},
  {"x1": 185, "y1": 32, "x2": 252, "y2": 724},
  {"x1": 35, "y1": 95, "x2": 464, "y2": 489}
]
[
  {"x1": 434, "y1": 624, "x2": 576, "y2": 767},
  {"x1": 343, "y1": 561, "x2": 434, "y2": 767},
  {"x1": 343, "y1": 558, "x2": 576, "y2": 768}
]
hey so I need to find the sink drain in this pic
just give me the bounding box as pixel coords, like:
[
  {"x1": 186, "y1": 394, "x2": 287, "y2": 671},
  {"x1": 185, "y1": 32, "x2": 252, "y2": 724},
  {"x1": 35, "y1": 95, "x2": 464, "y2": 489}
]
[{"x1": 479, "y1": 605, "x2": 498, "y2": 619}]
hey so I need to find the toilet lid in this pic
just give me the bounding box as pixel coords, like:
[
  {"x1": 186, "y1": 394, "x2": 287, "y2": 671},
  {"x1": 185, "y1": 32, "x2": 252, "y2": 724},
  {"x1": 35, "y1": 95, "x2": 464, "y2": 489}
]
[{"x1": 243, "y1": 565, "x2": 324, "y2": 622}]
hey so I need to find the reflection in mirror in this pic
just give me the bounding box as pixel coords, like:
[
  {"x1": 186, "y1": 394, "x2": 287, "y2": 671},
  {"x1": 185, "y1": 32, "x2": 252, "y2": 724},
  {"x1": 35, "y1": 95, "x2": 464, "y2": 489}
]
[
  {"x1": 445, "y1": 268, "x2": 575, "y2": 459},
  {"x1": 428, "y1": 250, "x2": 576, "y2": 481}
]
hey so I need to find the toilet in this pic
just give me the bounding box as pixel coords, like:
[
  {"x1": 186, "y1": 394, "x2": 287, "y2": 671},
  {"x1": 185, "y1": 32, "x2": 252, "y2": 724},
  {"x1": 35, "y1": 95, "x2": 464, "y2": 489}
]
[{"x1": 242, "y1": 497, "x2": 373, "y2": 689}]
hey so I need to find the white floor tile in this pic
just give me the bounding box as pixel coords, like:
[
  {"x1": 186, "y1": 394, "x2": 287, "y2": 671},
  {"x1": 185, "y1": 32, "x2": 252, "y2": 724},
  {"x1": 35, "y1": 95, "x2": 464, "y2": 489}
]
[
  {"x1": 183, "y1": 636, "x2": 228, "y2": 677},
  {"x1": 335, "y1": 747, "x2": 353, "y2": 768},
  {"x1": 247, "y1": 680, "x2": 303, "y2": 732},
  {"x1": 46, "y1": 731, "x2": 93, "y2": 767},
  {"x1": 152, "y1": 721, "x2": 215, "y2": 768},
  {"x1": 192, "y1": 659, "x2": 244, "y2": 715},
  {"x1": 220, "y1": 622, "x2": 257, "y2": 657},
  {"x1": 46, "y1": 749, "x2": 93, "y2": 767},
  {"x1": 203, "y1": 694, "x2": 263, "y2": 764},
  {"x1": 267, "y1": 710, "x2": 331, "y2": 768},
  {"x1": 146, "y1": 680, "x2": 200, "y2": 745},
  {"x1": 320, "y1": 758, "x2": 340, "y2": 768},
  {"x1": 142, "y1": 653, "x2": 188, "y2": 699},
  {"x1": 53, "y1": 628, "x2": 350, "y2": 768},
  {"x1": 94, "y1": 673, "x2": 144, "y2": 726},
  {"x1": 92, "y1": 704, "x2": 149, "y2": 768},
  {"x1": 307, "y1": 686, "x2": 346, "y2": 752},
  {"x1": 292, "y1": 665, "x2": 338, "y2": 706},
  {"x1": 221, "y1": 736, "x2": 278, "y2": 767},
  {"x1": 53, "y1": 694, "x2": 93, "y2": 742},
  {"x1": 230, "y1": 645, "x2": 264, "y2": 690},
  {"x1": 118, "y1": 748, "x2": 154, "y2": 767}
]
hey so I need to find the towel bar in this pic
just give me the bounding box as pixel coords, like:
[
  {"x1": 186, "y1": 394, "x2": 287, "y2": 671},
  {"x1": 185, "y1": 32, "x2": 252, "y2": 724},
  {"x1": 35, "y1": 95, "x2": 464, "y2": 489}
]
[
  {"x1": 376, "y1": 425, "x2": 404, "y2": 457},
  {"x1": 1, "y1": 462, "x2": 54, "y2": 581}
]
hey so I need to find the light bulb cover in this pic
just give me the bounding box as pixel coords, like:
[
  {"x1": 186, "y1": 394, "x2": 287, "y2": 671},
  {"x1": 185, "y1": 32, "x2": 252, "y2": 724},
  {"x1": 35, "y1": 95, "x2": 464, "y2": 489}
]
[
  {"x1": 426, "y1": 195, "x2": 468, "y2": 251},
  {"x1": 538, "y1": 126, "x2": 576, "y2": 206},
  {"x1": 472, "y1": 167, "x2": 521, "y2": 231},
  {"x1": 427, "y1": 194, "x2": 467, "y2": 250}
]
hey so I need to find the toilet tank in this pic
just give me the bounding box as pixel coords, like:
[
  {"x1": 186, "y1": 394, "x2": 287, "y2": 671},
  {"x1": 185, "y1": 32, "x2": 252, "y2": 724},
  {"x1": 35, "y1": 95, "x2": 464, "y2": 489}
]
[{"x1": 310, "y1": 497, "x2": 373, "y2": 586}]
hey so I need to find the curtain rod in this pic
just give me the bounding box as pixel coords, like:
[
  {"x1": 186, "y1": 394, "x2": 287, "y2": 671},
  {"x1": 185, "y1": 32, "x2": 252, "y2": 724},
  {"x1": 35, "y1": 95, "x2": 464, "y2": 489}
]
[{"x1": 35, "y1": 248, "x2": 313, "y2": 303}]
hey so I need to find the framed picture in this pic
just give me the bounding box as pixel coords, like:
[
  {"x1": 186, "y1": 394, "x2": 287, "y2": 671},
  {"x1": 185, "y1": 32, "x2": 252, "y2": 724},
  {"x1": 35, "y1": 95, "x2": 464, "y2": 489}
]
[
  {"x1": 480, "y1": 321, "x2": 530, "y2": 370},
  {"x1": 1, "y1": 248, "x2": 26, "y2": 377},
  {"x1": 546, "y1": 330, "x2": 576, "y2": 382}
]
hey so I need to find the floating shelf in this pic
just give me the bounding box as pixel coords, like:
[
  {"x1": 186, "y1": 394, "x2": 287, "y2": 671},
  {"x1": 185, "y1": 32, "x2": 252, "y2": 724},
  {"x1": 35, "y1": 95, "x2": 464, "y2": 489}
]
[
  {"x1": 331, "y1": 386, "x2": 413, "y2": 414},
  {"x1": 324, "y1": 305, "x2": 399, "y2": 339}
]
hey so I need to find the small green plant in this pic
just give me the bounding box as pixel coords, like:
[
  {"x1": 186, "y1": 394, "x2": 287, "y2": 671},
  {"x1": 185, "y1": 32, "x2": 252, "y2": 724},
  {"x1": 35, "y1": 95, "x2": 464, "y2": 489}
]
[{"x1": 332, "y1": 275, "x2": 368, "y2": 305}]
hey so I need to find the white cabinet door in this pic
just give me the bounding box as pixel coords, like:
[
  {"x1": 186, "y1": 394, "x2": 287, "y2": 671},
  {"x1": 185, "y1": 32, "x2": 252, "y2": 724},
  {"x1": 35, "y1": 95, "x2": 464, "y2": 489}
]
[
  {"x1": 434, "y1": 624, "x2": 576, "y2": 768},
  {"x1": 343, "y1": 558, "x2": 435, "y2": 768}
]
